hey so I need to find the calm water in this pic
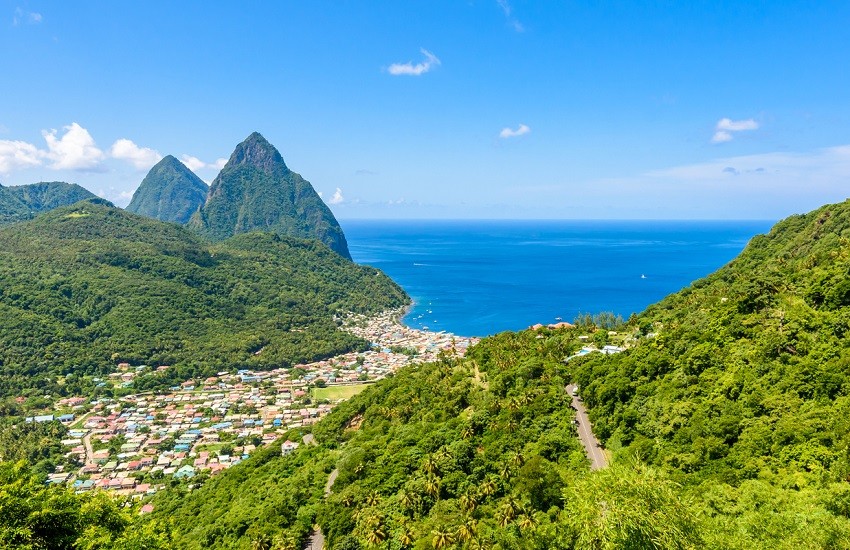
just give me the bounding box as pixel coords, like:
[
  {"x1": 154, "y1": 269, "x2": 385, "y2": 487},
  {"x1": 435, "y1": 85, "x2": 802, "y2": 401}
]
[{"x1": 341, "y1": 220, "x2": 775, "y2": 337}]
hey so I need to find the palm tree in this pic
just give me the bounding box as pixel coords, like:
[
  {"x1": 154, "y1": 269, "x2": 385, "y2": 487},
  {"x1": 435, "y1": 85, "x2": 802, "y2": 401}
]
[
  {"x1": 399, "y1": 490, "x2": 416, "y2": 512},
  {"x1": 461, "y1": 424, "x2": 475, "y2": 440},
  {"x1": 398, "y1": 525, "x2": 416, "y2": 548},
  {"x1": 457, "y1": 517, "x2": 478, "y2": 542},
  {"x1": 421, "y1": 455, "x2": 439, "y2": 476},
  {"x1": 251, "y1": 533, "x2": 272, "y2": 550},
  {"x1": 517, "y1": 513, "x2": 539, "y2": 531},
  {"x1": 459, "y1": 490, "x2": 478, "y2": 513},
  {"x1": 499, "y1": 462, "x2": 513, "y2": 480},
  {"x1": 363, "y1": 515, "x2": 388, "y2": 546},
  {"x1": 365, "y1": 490, "x2": 381, "y2": 507},
  {"x1": 510, "y1": 450, "x2": 525, "y2": 468},
  {"x1": 480, "y1": 477, "x2": 497, "y2": 497},
  {"x1": 424, "y1": 475, "x2": 441, "y2": 499},
  {"x1": 432, "y1": 529, "x2": 455, "y2": 550}
]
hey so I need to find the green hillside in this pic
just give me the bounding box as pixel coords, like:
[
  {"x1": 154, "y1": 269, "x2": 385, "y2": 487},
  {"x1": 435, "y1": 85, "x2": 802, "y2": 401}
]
[
  {"x1": 148, "y1": 199, "x2": 850, "y2": 549},
  {"x1": 0, "y1": 181, "x2": 96, "y2": 225},
  {"x1": 188, "y1": 132, "x2": 351, "y2": 259},
  {"x1": 0, "y1": 200, "x2": 407, "y2": 398},
  {"x1": 126, "y1": 155, "x2": 209, "y2": 224}
]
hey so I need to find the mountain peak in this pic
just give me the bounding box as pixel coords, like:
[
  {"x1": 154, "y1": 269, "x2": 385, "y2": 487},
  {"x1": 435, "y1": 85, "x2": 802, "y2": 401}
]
[
  {"x1": 227, "y1": 132, "x2": 288, "y2": 174},
  {"x1": 126, "y1": 155, "x2": 209, "y2": 224},
  {"x1": 188, "y1": 133, "x2": 351, "y2": 259}
]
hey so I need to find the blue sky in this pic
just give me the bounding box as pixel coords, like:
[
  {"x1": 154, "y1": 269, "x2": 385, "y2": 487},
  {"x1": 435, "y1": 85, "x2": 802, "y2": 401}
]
[{"x1": 1, "y1": 1, "x2": 849, "y2": 219}]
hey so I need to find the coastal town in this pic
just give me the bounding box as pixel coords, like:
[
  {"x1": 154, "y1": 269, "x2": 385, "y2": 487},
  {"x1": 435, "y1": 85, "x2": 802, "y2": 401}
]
[{"x1": 32, "y1": 309, "x2": 479, "y2": 501}]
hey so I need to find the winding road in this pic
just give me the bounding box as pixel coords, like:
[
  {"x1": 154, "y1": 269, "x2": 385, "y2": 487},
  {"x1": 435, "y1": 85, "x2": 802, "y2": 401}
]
[{"x1": 567, "y1": 384, "x2": 608, "y2": 470}]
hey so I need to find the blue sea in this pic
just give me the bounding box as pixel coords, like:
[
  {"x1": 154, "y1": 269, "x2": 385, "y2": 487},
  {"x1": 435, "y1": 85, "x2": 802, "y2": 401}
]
[{"x1": 341, "y1": 220, "x2": 775, "y2": 337}]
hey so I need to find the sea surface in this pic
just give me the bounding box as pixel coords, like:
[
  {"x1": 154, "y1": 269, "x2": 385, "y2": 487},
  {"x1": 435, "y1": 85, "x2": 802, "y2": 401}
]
[{"x1": 341, "y1": 220, "x2": 775, "y2": 337}]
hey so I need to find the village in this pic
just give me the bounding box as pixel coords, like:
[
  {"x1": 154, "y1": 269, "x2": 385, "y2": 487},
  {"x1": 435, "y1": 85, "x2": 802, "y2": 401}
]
[{"x1": 35, "y1": 309, "x2": 479, "y2": 502}]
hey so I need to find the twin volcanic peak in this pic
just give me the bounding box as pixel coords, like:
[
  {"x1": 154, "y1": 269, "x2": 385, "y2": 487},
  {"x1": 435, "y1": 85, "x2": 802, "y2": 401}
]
[
  {"x1": 184, "y1": 132, "x2": 351, "y2": 259},
  {"x1": 126, "y1": 155, "x2": 209, "y2": 225}
]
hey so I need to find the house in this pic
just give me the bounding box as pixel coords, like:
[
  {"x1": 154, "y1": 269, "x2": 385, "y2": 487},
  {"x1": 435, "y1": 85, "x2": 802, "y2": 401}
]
[{"x1": 281, "y1": 440, "x2": 299, "y2": 455}]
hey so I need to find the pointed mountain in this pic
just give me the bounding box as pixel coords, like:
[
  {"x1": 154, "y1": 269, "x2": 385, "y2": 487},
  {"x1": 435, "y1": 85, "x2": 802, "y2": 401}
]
[
  {"x1": 0, "y1": 181, "x2": 96, "y2": 225},
  {"x1": 126, "y1": 155, "x2": 209, "y2": 224},
  {"x1": 188, "y1": 132, "x2": 351, "y2": 259}
]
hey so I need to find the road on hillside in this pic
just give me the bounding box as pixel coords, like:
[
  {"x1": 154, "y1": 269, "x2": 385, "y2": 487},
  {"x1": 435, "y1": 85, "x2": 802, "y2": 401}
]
[{"x1": 567, "y1": 384, "x2": 608, "y2": 470}]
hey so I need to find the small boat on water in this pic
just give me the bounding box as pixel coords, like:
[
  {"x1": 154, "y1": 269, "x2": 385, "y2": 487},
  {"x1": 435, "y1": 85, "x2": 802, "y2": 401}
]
[{"x1": 641, "y1": 274, "x2": 647, "y2": 279}]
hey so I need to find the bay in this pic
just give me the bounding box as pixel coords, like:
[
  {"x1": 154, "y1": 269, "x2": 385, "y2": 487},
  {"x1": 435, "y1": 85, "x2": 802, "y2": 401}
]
[{"x1": 341, "y1": 219, "x2": 775, "y2": 337}]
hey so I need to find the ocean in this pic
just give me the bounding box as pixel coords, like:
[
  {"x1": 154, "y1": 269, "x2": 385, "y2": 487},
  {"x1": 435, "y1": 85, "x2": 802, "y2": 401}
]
[{"x1": 341, "y1": 220, "x2": 775, "y2": 337}]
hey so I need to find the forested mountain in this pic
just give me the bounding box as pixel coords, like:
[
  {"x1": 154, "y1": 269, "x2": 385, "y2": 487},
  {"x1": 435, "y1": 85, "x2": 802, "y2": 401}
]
[
  {"x1": 188, "y1": 132, "x2": 351, "y2": 259},
  {"x1": 149, "y1": 198, "x2": 850, "y2": 549},
  {"x1": 0, "y1": 181, "x2": 95, "y2": 225},
  {"x1": 0, "y1": 199, "x2": 407, "y2": 398},
  {"x1": 126, "y1": 155, "x2": 209, "y2": 224}
]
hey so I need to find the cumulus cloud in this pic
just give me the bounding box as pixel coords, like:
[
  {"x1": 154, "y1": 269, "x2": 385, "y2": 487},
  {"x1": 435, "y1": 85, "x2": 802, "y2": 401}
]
[
  {"x1": 329, "y1": 187, "x2": 344, "y2": 204},
  {"x1": 388, "y1": 49, "x2": 441, "y2": 76},
  {"x1": 110, "y1": 138, "x2": 162, "y2": 170},
  {"x1": 711, "y1": 117, "x2": 759, "y2": 143},
  {"x1": 179, "y1": 154, "x2": 226, "y2": 173},
  {"x1": 42, "y1": 123, "x2": 105, "y2": 171},
  {"x1": 180, "y1": 154, "x2": 207, "y2": 172},
  {"x1": 0, "y1": 139, "x2": 43, "y2": 173},
  {"x1": 499, "y1": 123, "x2": 531, "y2": 139}
]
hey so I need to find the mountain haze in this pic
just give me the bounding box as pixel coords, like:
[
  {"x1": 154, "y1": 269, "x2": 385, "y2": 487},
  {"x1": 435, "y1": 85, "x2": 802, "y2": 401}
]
[
  {"x1": 0, "y1": 181, "x2": 96, "y2": 225},
  {"x1": 126, "y1": 155, "x2": 209, "y2": 224},
  {"x1": 188, "y1": 132, "x2": 351, "y2": 259}
]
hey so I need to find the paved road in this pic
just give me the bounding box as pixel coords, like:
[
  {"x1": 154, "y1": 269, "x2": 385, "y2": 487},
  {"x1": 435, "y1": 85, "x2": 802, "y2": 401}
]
[{"x1": 567, "y1": 384, "x2": 608, "y2": 470}]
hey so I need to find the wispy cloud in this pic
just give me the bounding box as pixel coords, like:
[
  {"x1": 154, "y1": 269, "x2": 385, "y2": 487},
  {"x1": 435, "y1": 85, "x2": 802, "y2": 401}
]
[
  {"x1": 355, "y1": 168, "x2": 376, "y2": 176},
  {"x1": 110, "y1": 138, "x2": 162, "y2": 170},
  {"x1": 13, "y1": 7, "x2": 42, "y2": 26},
  {"x1": 42, "y1": 123, "x2": 105, "y2": 171},
  {"x1": 496, "y1": 0, "x2": 524, "y2": 32},
  {"x1": 711, "y1": 117, "x2": 759, "y2": 143},
  {"x1": 499, "y1": 123, "x2": 531, "y2": 139},
  {"x1": 388, "y1": 48, "x2": 441, "y2": 76}
]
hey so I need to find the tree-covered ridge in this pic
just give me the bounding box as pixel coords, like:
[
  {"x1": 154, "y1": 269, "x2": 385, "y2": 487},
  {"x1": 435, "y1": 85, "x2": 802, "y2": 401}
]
[
  {"x1": 188, "y1": 132, "x2": 351, "y2": 259},
  {"x1": 126, "y1": 155, "x2": 209, "y2": 224},
  {"x1": 0, "y1": 461, "x2": 172, "y2": 549},
  {"x1": 0, "y1": 181, "x2": 96, "y2": 225},
  {"x1": 0, "y1": 200, "x2": 407, "y2": 398}
]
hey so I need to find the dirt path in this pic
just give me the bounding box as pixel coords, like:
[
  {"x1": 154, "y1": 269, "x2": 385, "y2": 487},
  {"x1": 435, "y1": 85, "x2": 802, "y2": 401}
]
[
  {"x1": 302, "y1": 429, "x2": 338, "y2": 550},
  {"x1": 567, "y1": 384, "x2": 608, "y2": 470}
]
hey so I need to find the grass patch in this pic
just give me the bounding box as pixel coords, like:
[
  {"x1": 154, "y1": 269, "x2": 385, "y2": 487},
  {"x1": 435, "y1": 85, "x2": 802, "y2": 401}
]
[{"x1": 312, "y1": 384, "x2": 371, "y2": 401}]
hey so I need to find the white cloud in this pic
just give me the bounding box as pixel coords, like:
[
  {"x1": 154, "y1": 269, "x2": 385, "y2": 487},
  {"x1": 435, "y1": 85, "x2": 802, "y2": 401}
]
[
  {"x1": 180, "y1": 154, "x2": 207, "y2": 172},
  {"x1": 329, "y1": 187, "x2": 344, "y2": 204},
  {"x1": 711, "y1": 130, "x2": 733, "y2": 143},
  {"x1": 717, "y1": 118, "x2": 759, "y2": 131},
  {"x1": 110, "y1": 138, "x2": 162, "y2": 170},
  {"x1": 180, "y1": 154, "x2": 227, "y2": 173},
  {"x1": 13, "y1": 8, "x2": 41, "y2": 25},
  {"x1": 42, "y1": 122, "x2": 105, "y2": 171},
  {"x1": 0, "y1": 139, "x2": 43, "y2": 173},
  {"x1": 711, "y1": 117, "x2": 759, "y2": 143},
  {"x1": 388, "y1": 48, "x2": 441, "y2": 76},
  {"x1": 499, "y1": 123, "x2": 531, "y2": 139}
]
